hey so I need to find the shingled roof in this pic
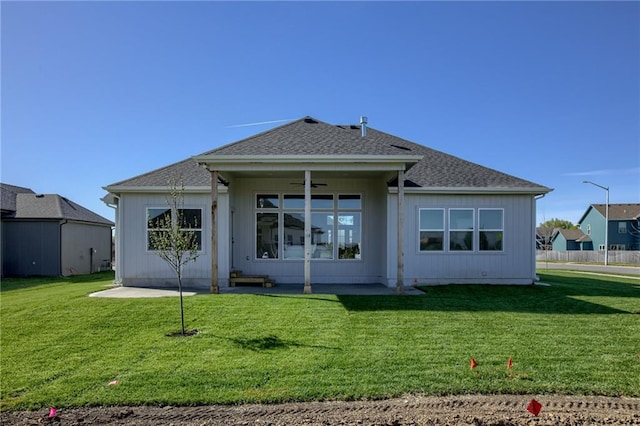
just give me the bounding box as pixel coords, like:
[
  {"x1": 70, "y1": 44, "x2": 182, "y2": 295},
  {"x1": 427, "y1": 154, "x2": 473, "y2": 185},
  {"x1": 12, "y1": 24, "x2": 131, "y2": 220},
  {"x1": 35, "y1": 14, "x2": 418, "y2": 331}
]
[
  {"x1": 1, "y1": 184, "x2": 113, "y2": 226},
  {"x1": 1, "y1": 183, "x2": 35, "y2": 213},
  {"x1": 583, "y1": 204, "x2": 640, "y2": 221},
  {"x1": 106, "y1": 116, "x2": 549, "y2": 192},
  {"x1": 553, "y1": 228, "x2": 592, "y2": 243}
]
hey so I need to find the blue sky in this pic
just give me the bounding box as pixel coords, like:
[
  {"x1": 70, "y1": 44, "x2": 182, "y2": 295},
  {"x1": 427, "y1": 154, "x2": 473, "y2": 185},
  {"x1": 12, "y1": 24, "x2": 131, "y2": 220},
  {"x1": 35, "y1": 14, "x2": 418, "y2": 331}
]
[{"x1": 2, "y1": 1, "x2": 638, "y2": 226}]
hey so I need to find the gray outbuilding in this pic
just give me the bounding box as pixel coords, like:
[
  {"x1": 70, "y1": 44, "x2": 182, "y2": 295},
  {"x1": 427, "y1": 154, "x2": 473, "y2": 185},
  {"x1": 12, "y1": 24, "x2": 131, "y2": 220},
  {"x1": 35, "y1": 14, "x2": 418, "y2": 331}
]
[{"x1": 1, "y1": 183, "x2": 114, "y2": 277}]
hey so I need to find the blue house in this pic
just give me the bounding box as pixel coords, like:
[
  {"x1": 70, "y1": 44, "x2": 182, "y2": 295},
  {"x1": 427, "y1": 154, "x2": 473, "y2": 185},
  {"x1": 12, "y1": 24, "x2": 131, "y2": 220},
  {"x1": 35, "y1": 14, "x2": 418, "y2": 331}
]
[
  {"x1": 577, "y1": 204, "x2": 640, "y2": 251},
  {"x1": 551, "y1": 228, "x2": 592, "y2": 251}
]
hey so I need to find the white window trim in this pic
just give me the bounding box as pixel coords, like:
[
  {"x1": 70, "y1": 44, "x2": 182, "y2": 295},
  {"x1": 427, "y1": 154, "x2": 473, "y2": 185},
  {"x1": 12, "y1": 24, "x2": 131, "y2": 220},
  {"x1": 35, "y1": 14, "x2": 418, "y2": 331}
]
[
  {"x1": 254, "y1": 192, "x2": 362, "y2": 261},
  {"x1": 449, "y1": 208, "x2": 475, "y2": 252},
  {"x1": 617, "y1": 222, "x2": 627, "y2": 234},
  {"x1": 418, "y1": 208, "x2": 445, "y2": 252},
  {"x1": 146, "y1": 206, "x2": 204, "y2": 253},
  {"x1": 478, "y1": 208, "x2": 504, "y2": 252},
  {"x1": 417, "y1": 207, "x2": 505, "y2": 254}
]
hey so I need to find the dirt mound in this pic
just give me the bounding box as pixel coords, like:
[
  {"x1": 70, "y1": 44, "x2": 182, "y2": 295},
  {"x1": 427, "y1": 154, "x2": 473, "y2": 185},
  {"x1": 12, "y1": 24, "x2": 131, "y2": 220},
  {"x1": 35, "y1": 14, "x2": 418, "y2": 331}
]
[{"x1": 3, "y1": 394, "x2": 639, "y2": 425}]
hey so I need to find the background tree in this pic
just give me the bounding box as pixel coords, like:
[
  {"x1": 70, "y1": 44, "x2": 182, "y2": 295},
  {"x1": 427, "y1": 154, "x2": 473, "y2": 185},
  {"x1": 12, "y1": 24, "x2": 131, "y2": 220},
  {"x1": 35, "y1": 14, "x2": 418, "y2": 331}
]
[
  {"x1": 539, "y1": 218, "x2": 577, "y2": 229},
  {"x1": 147, "y1": 177, "x2": 200, "y2": 336}
]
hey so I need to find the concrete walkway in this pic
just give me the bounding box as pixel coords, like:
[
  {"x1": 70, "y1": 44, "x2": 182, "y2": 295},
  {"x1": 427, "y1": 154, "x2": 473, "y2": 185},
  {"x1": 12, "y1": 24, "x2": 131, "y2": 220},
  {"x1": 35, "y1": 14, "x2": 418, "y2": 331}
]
[{"x1": 89, "y1": 283, "x2": 424, "y2": 298}]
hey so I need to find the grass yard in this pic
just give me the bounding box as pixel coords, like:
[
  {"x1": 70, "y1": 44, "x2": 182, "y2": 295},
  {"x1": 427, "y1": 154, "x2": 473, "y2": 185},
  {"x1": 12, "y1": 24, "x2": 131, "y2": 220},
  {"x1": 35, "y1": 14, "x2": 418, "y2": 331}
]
[{"x1": 1, "y1": 270, "x2": 639, "y2": 411}]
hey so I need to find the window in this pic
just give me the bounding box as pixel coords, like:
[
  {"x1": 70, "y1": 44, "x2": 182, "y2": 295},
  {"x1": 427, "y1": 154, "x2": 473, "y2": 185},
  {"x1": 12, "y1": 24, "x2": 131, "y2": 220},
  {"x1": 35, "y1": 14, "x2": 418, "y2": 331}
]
[
  {"x1": 618, "y1": 222, "x2": 627, "y2": 234},
  {"x1": 311, "y1": 213, "x2": 333, "y2": 259},
  {"x1": 255, "y1": 193, "x2": 360, "y2": 260},
  {"x1": 479, "y1": 209, "x2": 503, "y2": 251},
  {"x1": 338, "y1": 213, "x2": 361, "y2": 259},
  {"x1": 419, "y1": 207, "x2": 505, "y2": 253},
  {"x1": 256, "y1": 213, "x2": 279, "y2": 259},
  {"x1": 419, "y1": 209, "x2": 444, "y2": 251},
  {"x1": 449, "y1": 209, "x2": 474, "y2": 251},
  {"x1": 147, "y1": 208, "x2": 202, "y2": 251}
]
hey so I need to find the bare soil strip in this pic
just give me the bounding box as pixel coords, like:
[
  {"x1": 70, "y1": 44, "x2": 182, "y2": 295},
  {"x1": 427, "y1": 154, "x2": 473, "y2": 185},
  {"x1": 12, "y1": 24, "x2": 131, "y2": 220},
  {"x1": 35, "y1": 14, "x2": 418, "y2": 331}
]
[{"x1": 3, "y1": 395, "x2": 639, "y2": 425}]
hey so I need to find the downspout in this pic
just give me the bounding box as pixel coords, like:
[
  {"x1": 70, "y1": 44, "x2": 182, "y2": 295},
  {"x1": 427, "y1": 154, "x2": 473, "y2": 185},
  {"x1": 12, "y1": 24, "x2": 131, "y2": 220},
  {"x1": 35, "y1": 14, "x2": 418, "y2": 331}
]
[
  {"x1": 59, "y1": 219, "x2": 68, "y2": 276},
  {"x1": 533, "y1": 193, "x2": 546, "y2": 282}
]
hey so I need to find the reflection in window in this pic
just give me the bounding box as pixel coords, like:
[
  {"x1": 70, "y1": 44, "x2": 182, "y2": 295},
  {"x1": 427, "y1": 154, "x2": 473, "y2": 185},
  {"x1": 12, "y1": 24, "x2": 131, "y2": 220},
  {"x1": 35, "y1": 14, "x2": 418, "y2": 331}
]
[
  {"x1": 256, "y1": 213, "x2": 278, "y2": 259},
  {"x1": 283, "y1": 212, "x2": 305, "y2": 259},
  {"x1": 450, "y1": 209, "x2": 474, "y2": 251},
  {"x1": 256, "y1": 193, "x2": 361, "y2": 260},
  {"x1": 256, "y1": 194, "x2": 279, "y2": 209},
  {"x1": 338, "y1": 213, "x2": 361, "y2": 259},
  {"x1": 338, "y1": 194, "x2": 361, "y2": 209},
  {"x1": 419, "y1": 209, "x2": 444, "y2": 251},
  {"x1": 479, "y1": 209, "x2": 503, "y2": 251},
  {"x1": 147, "y1": 208, "x2": 202, "y2": 251},
  {"x1": 311, "y1": 213, "x2": 333, "y2": 259}
]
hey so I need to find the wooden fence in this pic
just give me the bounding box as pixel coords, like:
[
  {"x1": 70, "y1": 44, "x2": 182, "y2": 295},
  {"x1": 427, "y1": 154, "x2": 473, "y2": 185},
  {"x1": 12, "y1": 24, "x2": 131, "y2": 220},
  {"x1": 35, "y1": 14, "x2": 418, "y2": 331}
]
[{"x1": 536, "y1": 250, "x2": 640, "y2": 265}]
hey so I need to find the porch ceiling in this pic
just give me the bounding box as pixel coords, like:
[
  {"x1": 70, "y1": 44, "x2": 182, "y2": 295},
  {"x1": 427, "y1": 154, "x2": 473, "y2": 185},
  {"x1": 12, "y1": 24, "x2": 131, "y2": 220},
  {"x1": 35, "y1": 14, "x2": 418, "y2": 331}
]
[{"x1": 193, "y1": 154, "x2": 422, "y2": 181}]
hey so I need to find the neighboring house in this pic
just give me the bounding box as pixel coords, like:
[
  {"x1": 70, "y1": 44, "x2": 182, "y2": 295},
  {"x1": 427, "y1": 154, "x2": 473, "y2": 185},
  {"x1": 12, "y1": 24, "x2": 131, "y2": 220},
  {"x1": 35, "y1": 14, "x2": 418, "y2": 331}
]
[
  {"x1": 550, "y1": 228, "x2": 592, "y2": 251},
  {"x1": 1, "y1": 183, "x2": 114, "y2": 277},
  {"x1": 103, "y1": 116, "x2": 551, "y2": 291},
  {"x1": 577, "y1": 204, "x2": 640, "y2": 251}
]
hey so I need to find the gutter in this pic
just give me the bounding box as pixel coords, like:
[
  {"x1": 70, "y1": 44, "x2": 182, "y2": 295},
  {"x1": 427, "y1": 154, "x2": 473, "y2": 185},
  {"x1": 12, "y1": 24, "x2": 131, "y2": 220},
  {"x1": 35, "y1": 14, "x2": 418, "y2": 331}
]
[{"x1": 389, "y1": 186, "x2": 554, "y2": 196}]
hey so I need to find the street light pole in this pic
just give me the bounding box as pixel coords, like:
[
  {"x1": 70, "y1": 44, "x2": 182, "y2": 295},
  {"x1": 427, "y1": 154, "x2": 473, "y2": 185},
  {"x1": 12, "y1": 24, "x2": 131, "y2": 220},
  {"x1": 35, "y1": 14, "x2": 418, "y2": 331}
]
[{"x1": 583, "y1": 181, "x2": 609, "y2": 266}]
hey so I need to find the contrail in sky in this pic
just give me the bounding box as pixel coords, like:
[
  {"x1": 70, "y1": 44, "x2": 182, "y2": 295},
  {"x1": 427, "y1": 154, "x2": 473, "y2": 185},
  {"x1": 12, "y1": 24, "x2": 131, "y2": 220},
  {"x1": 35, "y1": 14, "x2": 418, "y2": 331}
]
[
  {"x1": 226, "y1": 118, "x2": 296, "y2": 128},
  {"x1": 563, "y1": 167, "x2": 640, "y2": 177}
]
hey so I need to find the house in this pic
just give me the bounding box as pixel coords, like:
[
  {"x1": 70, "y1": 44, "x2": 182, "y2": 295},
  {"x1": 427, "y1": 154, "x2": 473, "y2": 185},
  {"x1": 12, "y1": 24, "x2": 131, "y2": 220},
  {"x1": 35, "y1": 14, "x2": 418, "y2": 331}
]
[
  {"x1": 1, "y1": 183, "x2": 114, "y2": 277},
  {"x1": 550, "y1": 228, "x2": 592, "y2": 251},
  {"x1": 102, "y1": 116, "x2": 551, "y2": 292},
  {"x1": 577, "y1": 204, "x2": 640, "y2": 251}
]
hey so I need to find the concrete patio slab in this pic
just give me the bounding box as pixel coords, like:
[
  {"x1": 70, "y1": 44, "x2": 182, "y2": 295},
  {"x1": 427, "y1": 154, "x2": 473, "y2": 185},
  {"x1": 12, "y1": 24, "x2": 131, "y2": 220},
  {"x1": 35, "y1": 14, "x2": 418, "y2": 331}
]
[{"x1": 89, "y1": 284, "x2": 424, "y2": 298}]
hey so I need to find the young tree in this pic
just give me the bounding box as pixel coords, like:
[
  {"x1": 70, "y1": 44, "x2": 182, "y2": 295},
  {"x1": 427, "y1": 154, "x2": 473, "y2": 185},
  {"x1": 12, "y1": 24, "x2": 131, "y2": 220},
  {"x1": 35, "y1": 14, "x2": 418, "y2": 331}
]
[
  {"x1": 147, "y1": 177, "x2": 200, "y2": 336},
  {"x1": 539, "y1": 218, "x2": 577, "y2": 229}
]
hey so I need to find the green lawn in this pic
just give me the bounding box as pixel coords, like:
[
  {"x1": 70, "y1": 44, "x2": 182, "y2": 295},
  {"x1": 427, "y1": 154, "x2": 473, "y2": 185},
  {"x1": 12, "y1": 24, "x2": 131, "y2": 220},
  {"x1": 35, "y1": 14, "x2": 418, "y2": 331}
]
[{"x1": 1, "y1": 270, "x2": 639, "y2": 411}]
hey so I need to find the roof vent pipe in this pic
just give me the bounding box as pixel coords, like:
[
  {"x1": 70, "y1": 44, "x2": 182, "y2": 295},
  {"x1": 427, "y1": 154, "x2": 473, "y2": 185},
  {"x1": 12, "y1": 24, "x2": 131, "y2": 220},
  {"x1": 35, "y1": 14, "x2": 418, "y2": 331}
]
[{"x1": 360, "y1": 116, "x2": 368, "y2": 137}]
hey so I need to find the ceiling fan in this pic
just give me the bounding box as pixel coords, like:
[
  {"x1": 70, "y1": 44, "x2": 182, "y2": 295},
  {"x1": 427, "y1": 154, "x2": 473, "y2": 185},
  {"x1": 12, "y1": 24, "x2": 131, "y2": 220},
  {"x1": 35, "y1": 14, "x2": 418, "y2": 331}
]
[{"x1": 290, "y1": 181, "x2": 328, "y2": 188}]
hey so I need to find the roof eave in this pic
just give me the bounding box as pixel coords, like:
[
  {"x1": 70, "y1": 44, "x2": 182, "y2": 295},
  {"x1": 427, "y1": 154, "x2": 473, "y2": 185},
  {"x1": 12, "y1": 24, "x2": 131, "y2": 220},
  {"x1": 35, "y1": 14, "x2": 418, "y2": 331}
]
[
  {"x1": 103, "y1": 185, "x2": 227, "y2": 195},
  {"x1": 390, "y1": 186, "x2": 553, "y2": 195}
]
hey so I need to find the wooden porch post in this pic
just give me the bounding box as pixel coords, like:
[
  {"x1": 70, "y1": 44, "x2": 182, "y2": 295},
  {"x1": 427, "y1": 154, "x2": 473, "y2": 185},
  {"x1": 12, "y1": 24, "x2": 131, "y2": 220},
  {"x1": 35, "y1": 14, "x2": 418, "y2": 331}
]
[
  {"x1": 396, "y1": 169, "x2": 405, "y2": 294},
  {"x1": 303, "y1": 170, "x2": 312, "y2": 294},
  {"x1": 210, "y1": 170, "x2": 219, "y2": 294}
]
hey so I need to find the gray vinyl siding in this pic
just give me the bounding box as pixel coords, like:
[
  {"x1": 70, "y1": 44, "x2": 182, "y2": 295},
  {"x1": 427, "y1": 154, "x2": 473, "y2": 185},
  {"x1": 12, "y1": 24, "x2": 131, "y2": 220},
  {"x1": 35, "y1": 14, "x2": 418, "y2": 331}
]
[
  {"x1": 388, "y1": 193, "x2": 537, "y2": 285},
  {"x1": 2, "y1": 221, "x2": 61, "y2": 276},
  {"x1": 60, "y1": 222, "x2": 113, "y2": 275},
  {"x1": 118, "y1": 192, "x2": 219, "y2": 288}
]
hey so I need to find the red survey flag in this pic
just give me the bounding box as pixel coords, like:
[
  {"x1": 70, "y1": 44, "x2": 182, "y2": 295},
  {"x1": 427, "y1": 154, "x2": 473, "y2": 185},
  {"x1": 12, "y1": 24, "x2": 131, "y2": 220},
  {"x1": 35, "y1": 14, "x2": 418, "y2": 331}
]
[
  {"x1": 507, "y1": 356, "x2": 513, "y2": 369},
  {"x1": 527, "y1": 399, "x2": 542, "y2": 416},
  {"x1": 48, "y1": 407, "x2": 57, "y2": 418},
  {"x1": 470, "y1": 357, "x2": 478, "y2": 369}
]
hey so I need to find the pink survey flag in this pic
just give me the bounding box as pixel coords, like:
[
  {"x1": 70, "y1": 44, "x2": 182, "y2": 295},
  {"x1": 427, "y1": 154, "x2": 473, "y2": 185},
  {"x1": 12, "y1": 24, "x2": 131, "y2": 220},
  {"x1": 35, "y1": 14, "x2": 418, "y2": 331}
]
[
  {"x1": 527, "y1": 399, "x2": 542, "y2": 416},
  {"x1": 108, "y1": 380, "x2": 119, "y2": 386},
  {"x1": 48, "y1": 407, "x2": 57, "y2": 418}
]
